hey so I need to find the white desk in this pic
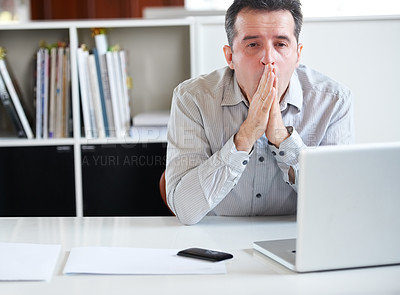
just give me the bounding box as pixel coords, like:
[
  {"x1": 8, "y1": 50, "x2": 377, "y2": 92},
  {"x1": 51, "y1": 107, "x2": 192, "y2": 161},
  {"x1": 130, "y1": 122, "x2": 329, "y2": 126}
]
[{"x1": 0, "y1": 216, "x2": 399, "y2": 294}]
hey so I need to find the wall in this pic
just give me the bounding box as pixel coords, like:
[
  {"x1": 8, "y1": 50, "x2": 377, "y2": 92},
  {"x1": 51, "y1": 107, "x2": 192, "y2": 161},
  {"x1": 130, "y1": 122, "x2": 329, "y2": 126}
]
[{"x1": 194, "y1": 15, "x2": 400, "y2": 144}]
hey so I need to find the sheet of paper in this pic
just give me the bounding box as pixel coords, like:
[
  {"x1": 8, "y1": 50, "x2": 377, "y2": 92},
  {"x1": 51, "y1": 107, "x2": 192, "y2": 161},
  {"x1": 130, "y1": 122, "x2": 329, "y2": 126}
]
[
  {"x1": 63, "y1": 247, "x2": 227, "y2": 275},
  {"x1": 0, "y1": 243, "x2": 61, "y2": 281}
]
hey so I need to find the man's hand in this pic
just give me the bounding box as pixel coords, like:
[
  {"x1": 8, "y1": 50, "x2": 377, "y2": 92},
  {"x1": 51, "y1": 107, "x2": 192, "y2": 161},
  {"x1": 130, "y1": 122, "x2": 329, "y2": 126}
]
[
  {"x1": 265, "y1": 66, "x2": 290, "y2": 148},
  {"x1": 234, "y1": 64, "x2": 289, "y2": 152}
]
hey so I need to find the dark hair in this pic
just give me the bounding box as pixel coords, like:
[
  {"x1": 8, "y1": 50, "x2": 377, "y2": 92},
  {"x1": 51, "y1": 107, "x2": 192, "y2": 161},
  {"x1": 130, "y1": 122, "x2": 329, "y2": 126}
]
[{"x1": 225, "y1": 0, "x2": 303, "y2": 47}]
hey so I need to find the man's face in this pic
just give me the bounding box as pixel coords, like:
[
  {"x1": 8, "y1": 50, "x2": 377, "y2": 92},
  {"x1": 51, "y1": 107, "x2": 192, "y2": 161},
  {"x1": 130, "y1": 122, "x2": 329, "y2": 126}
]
[{"x1": 224, "y1": 9, "x2": 303, "y2": 102}]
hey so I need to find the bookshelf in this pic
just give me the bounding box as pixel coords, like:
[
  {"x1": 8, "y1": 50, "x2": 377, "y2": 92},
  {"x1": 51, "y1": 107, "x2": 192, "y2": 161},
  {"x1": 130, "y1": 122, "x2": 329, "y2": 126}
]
[{"x1": 0, "y1": 18, "x2": 193, "y2": 217}]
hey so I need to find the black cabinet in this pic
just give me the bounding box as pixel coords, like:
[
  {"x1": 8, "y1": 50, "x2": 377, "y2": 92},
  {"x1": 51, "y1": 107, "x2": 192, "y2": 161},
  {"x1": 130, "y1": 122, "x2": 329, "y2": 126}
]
[
  {"x1": 81, "y1": 142, "x2": 171, "y2": 216},
  {"x1": 0, "y1": 145, "x2": 76, "y2": 216}
]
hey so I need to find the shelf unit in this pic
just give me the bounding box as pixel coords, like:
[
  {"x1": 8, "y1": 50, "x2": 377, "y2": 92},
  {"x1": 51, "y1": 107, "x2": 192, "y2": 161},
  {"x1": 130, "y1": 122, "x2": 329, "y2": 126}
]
[{"x1": 0, "y1": 18, "x2": 196, "y2": 217}]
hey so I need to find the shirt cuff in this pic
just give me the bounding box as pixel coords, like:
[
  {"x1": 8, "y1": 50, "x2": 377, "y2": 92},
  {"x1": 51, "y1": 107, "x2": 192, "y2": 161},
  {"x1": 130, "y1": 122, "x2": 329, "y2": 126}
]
[
  {"x1": 220, "y1": 135, "x2": 251, "y2": 174},
  {"x1": 269, "y1": 128, "x2": 306, "y2": 183},
  {"x1": 268, "y1": 127, "x2": 305, "y2": 166}
]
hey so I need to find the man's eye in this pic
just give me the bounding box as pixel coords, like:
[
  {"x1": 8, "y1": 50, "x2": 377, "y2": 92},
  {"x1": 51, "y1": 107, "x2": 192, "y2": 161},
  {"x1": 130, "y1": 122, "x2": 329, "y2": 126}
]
[
  {"x1": 247, "y1": 42, "x2": 258, "y2": 48},
  {"x1": 276, "y1": 42, "x2": 287, "y2": 48}
]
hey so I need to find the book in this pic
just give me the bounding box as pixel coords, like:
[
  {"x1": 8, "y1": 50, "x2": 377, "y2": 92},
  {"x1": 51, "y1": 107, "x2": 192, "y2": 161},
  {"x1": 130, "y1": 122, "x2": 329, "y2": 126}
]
[
  {"x1": 77, "y1": 46, "x2": 97, "y2": 138},
  {"x1": 92, "y1": 48, "x2": 110, "y2": 137},
  {"x1": 118, "y1": 50, "x2": 132, "y2": 133},
  {"x1": 48, "y1": 46, "x2": 57, "y2": 138},
  {"x1": 0, "y1": 73, "x2": 26, "y2": 137},
  {"x1": 112, "y1": 50, "x2": 126, "y2": 136},
  {"x1": 55, "y1": 46, "x2": 64, "y2": 138},
  {"x1": 92, "y1": 28, "x2": 114, "y2": 137},
  {"x1": 88, "y1": 53, "x2": 105, "y2": 138},
  {"x1": 35, "y1": 48, "x2": 43, "y2": 138},
  {"x1": 0, "y1": 49, "x2": 33, "y2": 139},
  {"x1": 106, "y1": 51, "x2": 122, "y2": 138},
  {"x1": 62, "y1": 47, "x2": 72, "y2": 138},
  {"x1": 98, "y1": 53, "x2": 116, "y2": 137},
  {"x1": 41, "y1": 48, "x2": 50, "y2": 138}
]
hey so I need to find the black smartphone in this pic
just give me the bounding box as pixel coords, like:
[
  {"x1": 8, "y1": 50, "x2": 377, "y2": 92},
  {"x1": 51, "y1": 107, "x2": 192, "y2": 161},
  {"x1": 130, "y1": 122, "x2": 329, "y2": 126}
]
[{"x1": 177, "y1": 248, "x2": 233, "y2": 262}]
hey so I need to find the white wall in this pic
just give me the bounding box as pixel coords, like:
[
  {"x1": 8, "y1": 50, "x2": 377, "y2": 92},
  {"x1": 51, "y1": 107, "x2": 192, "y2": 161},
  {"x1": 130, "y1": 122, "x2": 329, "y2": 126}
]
[{"x1": 193, "y1": 15, "x2": 400, "y2": 144}]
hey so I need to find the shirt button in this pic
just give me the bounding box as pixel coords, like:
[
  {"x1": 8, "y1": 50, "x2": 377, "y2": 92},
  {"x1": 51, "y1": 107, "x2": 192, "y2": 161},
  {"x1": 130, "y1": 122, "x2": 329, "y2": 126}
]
[
  {"x1": 242, "y1": 160, "x2": 248, "y2": 165},
  {"x1": 272, "y1": 151, "x2": 276, "y2": 156},
  {"x1": 256, "y1": 193, "x2": 262, "y2": 198},
  {"x1": 279, "y1": 151, "x2": 285, "y2": 156},
  {"x1": 259, "y1": 156, "x2": 264, "y2": 162}
]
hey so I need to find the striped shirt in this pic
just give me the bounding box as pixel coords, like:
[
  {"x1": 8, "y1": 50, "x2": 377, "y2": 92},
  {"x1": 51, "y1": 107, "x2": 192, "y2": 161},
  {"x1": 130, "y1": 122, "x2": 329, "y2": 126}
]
[{"x1": 166, "y1": 65, "x2": 354, "y2": 225}]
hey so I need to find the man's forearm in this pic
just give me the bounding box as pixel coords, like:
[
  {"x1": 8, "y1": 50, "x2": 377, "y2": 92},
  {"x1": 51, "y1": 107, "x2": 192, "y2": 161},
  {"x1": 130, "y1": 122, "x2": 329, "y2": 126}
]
[{"x1": 166, "y1": 136, "x2": 249, "y2": 225}]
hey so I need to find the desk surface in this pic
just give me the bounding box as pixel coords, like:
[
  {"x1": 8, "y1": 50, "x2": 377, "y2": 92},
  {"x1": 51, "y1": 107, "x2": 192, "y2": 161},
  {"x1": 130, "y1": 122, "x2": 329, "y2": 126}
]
[{"x1": 0, "y1": 216, "x2": 399, "y2": 295}]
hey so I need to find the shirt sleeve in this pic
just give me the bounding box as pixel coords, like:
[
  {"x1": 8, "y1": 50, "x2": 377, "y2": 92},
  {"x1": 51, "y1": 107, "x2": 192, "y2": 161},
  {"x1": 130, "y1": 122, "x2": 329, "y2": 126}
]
[
  {"x1": 166, "y1": 87, "x2": 249, "y2": 225},
  {"x1": 268, "y1": 128, "x2": 306, "y2": 191}
]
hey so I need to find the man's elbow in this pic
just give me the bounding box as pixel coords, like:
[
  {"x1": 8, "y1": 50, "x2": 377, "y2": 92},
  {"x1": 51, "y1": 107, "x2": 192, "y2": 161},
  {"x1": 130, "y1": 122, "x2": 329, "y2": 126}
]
[{"x1": 173, "y1": 208, "x2": 204, "y2": 226}]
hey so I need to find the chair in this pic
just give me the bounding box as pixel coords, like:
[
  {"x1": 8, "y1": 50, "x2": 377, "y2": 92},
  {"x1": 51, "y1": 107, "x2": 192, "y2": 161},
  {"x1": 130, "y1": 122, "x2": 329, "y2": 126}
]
[{"x1": 159, "y1": 170, "x2": 174, "y2": 215}]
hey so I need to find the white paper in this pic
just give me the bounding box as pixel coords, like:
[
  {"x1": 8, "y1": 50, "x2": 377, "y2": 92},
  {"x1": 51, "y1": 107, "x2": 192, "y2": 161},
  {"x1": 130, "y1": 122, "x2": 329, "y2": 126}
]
[
  {"x1": 0, "y1": 243, "x2": 61, "y2": 281},
  {"x1": 63, "y1": 247, "x2": 227, "y2": 275}
]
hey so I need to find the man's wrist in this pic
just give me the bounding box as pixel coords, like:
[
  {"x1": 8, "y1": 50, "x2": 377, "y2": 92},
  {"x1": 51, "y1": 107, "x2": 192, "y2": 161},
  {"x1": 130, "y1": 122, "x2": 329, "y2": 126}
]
[
  {"x1": 234, "y1": 126, "x2": 254, "y2": 153},
  {"x1": 269, "y1": 126, "x2": 292, "y2": 148}
]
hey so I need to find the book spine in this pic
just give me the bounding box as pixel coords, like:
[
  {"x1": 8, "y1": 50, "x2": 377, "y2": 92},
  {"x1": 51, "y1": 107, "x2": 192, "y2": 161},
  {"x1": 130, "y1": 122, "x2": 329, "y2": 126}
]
[
  {"x1": 77, "y1": 48, "x2": 98, "y2": 138},
  {"x1": 64, "y1": 47, "x2": 72, "y2": 138},
  {"x1": 42, "y1": 48, "x2": 49, "y2": 139},
  {"x1": 0, "y1": 73, "x2": 26, "y2": 137},
  {"x1": 119, "y1": 50, "x2": 131, "y2": 131},
  {"x1": 55, "y1": 46, "x2": 64, "y2": 138},
  {"x1": 99, "y1": 53, "x2": 116, "y2": 137},
  {"x1": 48, "y1": 47, "x2": 57, "y2": 138},
  {"x1": 0, "y1": 59, "x2": 33, "y2": 139},
  {"x1": 76, "y1": 48, "x2": 91, "y2": 138},
  {"x1": 106, "y1": 51, "x2": 122, "y2": 138},
  {"x1": 112, "y1": 51, "x2": 127, "y2": 137},
  {"x1": 77, "y1": 47, "x2": 93, "y2": 139},
  {"x1": 35, "y1": 49, "x2": 43, "y2": 138},
  {"x1": 88, "y1": 53, "x2": 105, "y2": 138},
  {"x1": 92, "y1": 48, "x2": 109, "y2": 137},
  {"x1": 83, "y1": 51, "x2": 98, "y2": 138},
  {"x1": 61, "y1": 47, "x2": 71, "y2": 138}
]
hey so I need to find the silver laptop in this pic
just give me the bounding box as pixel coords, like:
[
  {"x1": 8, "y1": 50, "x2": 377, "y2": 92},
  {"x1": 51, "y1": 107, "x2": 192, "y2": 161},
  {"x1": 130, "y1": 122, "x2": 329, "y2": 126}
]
[{"x1": 254, "y1": 142, "x2": 400, "y2": 272}]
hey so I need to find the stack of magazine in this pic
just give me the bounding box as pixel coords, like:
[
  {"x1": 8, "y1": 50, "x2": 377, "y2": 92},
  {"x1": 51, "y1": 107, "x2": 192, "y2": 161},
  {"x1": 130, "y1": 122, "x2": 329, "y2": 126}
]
[
  {"x1": 35, "y1": 42, "x2": 72, "y2": 139},
  {"x1": 0, "y1": 47, "x2": 34, "y2": 139},
  {"x1": 77, "y1": 28, "x2": 132, "y2": 139}
]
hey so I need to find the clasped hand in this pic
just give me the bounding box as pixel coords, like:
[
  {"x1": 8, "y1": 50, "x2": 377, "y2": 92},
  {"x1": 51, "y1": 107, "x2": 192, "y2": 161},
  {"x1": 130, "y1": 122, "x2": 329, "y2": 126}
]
[{"x1": 234, "y1": 64, "x2": 289, "y2": 152}]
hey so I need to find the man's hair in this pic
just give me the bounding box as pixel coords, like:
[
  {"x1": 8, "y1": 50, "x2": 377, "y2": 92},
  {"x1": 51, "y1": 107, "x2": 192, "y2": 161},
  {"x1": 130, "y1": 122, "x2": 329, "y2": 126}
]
[{"x1": 225, "y1": 0, "x2": 303, "y2": 47}]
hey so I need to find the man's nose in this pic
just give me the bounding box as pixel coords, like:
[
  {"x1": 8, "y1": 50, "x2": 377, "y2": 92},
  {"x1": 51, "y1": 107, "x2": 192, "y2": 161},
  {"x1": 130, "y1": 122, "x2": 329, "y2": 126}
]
[{"x1": 260, "y1": 46, "x2": 275, "y2": 66}]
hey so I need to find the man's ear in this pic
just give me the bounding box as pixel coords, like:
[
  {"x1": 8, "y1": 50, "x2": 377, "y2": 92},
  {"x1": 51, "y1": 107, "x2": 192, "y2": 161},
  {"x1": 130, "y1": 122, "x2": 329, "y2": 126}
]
[
  {"x1": 296, "y1": 43, "x2": 303, "y2": 67},
  {"x1": 223, "y1": 45, "x2": 234, "y2": 70}
]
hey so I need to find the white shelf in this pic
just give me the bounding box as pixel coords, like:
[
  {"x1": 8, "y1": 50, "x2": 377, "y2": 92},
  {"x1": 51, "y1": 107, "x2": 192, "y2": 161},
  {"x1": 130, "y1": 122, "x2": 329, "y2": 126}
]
[
  {"x1": 0, "y1": 18, "x2": 193, "y2": 217},
  {"x1": 0, "y1": 138, "x2": 75, "y2": 147}
]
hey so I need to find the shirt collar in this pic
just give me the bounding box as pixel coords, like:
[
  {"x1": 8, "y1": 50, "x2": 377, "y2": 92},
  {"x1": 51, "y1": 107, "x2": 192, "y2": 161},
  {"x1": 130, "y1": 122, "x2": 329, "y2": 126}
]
[
  {"x1": 280, "y1": 69, "x2": 303, "y2": 112},
  {"x1": 221, "y1": 70, "x2": 249, "y2": 107}
]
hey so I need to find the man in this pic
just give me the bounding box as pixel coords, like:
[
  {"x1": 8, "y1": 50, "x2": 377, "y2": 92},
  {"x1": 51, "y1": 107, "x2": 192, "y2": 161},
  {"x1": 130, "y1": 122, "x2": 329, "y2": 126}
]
[{"x1": 166, "y1": 0, "x2": 354, "y2": 225}]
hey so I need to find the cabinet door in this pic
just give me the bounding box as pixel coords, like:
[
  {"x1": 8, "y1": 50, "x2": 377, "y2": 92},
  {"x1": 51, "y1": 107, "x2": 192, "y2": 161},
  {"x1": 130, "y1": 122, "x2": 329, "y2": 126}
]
[
  {"x1": 81, "y1": 142, "x2": 171, "y2": 216},
  {"x1": 0, "y1": 145, "x2": 76, "y2": 216}
]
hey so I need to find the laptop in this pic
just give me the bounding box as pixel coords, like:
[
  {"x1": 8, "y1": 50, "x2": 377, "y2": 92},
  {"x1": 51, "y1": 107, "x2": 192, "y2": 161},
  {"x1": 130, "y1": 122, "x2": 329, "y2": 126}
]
[{"x1": 254, "y1": 142, "x2": 400, "y2": 272}]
